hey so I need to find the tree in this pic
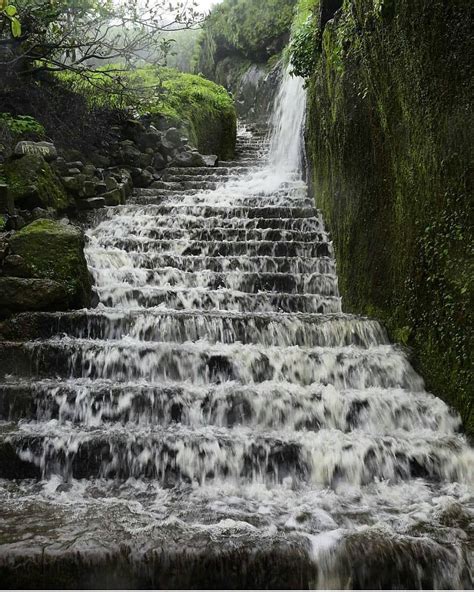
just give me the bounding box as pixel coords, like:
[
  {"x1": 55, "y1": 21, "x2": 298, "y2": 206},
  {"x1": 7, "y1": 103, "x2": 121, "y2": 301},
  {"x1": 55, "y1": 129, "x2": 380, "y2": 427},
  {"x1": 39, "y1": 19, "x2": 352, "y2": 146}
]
[{"x1": 0, "y1": 0, "x2": 203, "y2": 83}]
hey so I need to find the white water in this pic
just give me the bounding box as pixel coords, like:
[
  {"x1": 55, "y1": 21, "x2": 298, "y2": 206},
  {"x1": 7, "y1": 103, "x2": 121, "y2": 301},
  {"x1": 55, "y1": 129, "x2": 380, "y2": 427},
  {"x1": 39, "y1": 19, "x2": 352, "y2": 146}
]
[{"x1": 1, "y1": 66, "x2": 472, "y2": 588}]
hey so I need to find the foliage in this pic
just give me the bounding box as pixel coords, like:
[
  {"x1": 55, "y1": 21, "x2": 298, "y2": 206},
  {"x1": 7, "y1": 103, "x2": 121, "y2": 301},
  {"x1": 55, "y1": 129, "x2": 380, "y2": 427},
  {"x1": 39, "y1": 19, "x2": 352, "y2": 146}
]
[
  {"x1": 58, "y1": 65, "x2": 236, "y2": 157},
  {"x1": 195, "y1": 0, "x2": 297, "y2": 76},
  {"x1": 304, "y1": 0, "x2": 473, "y2": 435},
  {"x1": 0, "y1": 0, "x2": 21, "y2": 38},
  {"x1": 0, "y1": 0, "x2": 203, "y2": 81},
  {"x1": 0, "y1": 112, "x2": 45, "y2": 135}
]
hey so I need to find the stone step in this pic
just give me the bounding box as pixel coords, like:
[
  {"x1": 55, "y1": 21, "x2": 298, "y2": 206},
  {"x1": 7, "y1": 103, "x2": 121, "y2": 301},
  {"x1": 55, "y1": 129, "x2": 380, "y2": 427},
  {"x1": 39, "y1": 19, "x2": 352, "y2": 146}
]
[
  {"x1": 0, "y1": 484, "x2": 467, "y2": 590},
  {"x1": 0, "y1": 310, "x2": 387, "y2": 346},
  {"x1": 113, "y1": 204, "x2": 319, "y2": 219},
  {"x1": 94, "y1": 286, "x2": 341, "y2": 313},
  {"x1": 83, "y1": 252, "x2": 336, "y2": 275},
  {"x1": 89, "y1": 238, "x2": 333, "y2": 258},
  {"x1": 88, "y1": 269, "x2": 339, "y2": 296},
  {"x1": 95, "y1": 214, "x2": 325, "y2": 232},
  {"x1": 0, "y1": 340, "x2": 421, "y2": 391},
  {"x1": 1, "y1": 380, "x2": 451, "y2": 434},
  {"x1": 90, "y1": 227, "x2": 326, "y2": 244},
  {"x1": 0, "y1": 422, "x2": 465, "y2": 485}
]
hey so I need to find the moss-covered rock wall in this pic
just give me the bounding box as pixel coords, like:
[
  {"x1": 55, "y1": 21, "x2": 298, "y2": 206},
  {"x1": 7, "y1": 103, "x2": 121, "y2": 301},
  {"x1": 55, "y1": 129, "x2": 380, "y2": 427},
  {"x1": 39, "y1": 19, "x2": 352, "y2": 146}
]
[{"x1": 302, "y1": 0, "x2": 473, "y2": 434}]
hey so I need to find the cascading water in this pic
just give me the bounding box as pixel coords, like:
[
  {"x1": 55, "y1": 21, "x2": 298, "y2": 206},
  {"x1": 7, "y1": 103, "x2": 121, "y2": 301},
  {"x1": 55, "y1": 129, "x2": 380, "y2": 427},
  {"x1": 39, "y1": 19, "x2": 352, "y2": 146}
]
[{"x1": 0, "y1": 66, "x2": 472, "y2": 589}]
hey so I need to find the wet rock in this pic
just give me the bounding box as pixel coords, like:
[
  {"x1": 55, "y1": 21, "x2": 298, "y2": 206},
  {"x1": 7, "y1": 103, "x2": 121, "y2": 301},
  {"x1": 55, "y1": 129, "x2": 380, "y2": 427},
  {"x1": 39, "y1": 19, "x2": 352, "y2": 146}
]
[
  {"x1": 83, "y1": 164, "x2": 97, "y2": 178},
  {"x1": 0, "y1": 277, "x2": 68, "y2": 315},
  {"x1": 8, "y1": 219, "x2": 91, "y2": 308},
  {"x1": 102, "y1": 189, "x2": 122, "y2": 206},
  {"x1": 152, "y1": 153, "x2": 167, "y2": 170},
  {"x1": 14, "y1": 141, "x2": 57, "y2": 162},
  {"x1": 130, "y1": 168, "x2": 153, "y2": 188},
  {"x1": 171, "y1": 151, "x2": 208, "y2": 168},
  {"x1": 202, "y1": 154, "x2": 219, "y2": 167},
  {"x1": 4, "y1": 154, "x2": 70, "y2": 211},
  {"x1": 89, "y1": 152, "x2": 111, "y2": 169},
  {"x1": 137, "y1": 129, "x2": 163, "y2": 151},
  {"x1": 0, "y1": 183, "x2": 14, "y2": 215},
  {"x1": 1, "y1": 254, "x2": 30, "y2": 277},
  {"x1": 165, "y1": 127, "x2": 183, "y2": 147},
  {"x1": 67, "y1": 161, "x2": 84, "y2": 171},
  {"x1": 76, "y1": 197, "x2": 106, "y2": 210},
  {"x1": 121, "y1": 119, "x2": 146, "y2": 143}
]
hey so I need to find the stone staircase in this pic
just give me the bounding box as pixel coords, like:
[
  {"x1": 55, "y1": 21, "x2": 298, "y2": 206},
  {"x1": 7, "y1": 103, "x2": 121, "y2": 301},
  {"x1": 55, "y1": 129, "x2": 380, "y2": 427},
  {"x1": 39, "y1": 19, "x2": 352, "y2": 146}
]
[{"x1": 0, "y1": 125, "x2": 472, "y2": 589}]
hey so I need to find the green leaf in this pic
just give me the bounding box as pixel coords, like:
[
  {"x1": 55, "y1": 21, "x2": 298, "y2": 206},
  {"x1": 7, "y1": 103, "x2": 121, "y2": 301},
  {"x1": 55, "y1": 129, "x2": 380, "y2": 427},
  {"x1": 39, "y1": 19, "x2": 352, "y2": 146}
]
[
  {"x1": 0, "y1": 0, "x2": 8, "y2": 10},
  {"x1": 4, "y1": 4, "x2": 16, "y2": 15},
  {"x1": 10, "y1": 17, "x2": 21, "y2": 38}
]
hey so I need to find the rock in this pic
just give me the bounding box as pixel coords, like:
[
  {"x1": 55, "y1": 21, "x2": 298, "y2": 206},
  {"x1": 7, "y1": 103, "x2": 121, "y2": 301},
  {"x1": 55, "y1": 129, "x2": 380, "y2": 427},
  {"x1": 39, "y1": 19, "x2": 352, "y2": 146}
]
[
  {"x1": 171, "y1": 151, "x2": 208, "y2": 167},
  {"x1": 4, "y1": 154, "x2": 70, "y2": 211},
  {"x1": 130, "y1": 168, "x2": 153, "y2": 188},
  {"x1": 8, "y1": 219, "x2": 91, "y2": 308},
  {"x1": 51, "y1": 157, "x2": 69, "y2": 176},
  {"x1": 152, "y1": 153, "x2": 167, "y2": 170},
  {"x1": 66, "y1": 161, "x2": 84, "y2": 171},
  {"x1": 0, "y1": 277, "x2": 68, "y2": 315},
  {"x1": 116, "y1": 142, "x2": 144, "y2": 168},
  {"x1": 14, "y1": 141, "x2": 57, "y2": 162},
  {"x1": 76, "y1": 197, "x2": 105, "y2": 210},
  {"x1": 121, "y1": 119, "x2": 146, "y2": 143},
  {"x1": 137, "y1": 129, "x2": 163, "y2": 151},
  {"x1": 67, "y1": 168, "x2": 82, "y2": 176},
  {"x1": 102, "y1": 189, "x2": 122, "y2": 206},
  {"x1": 89, "y1": 152, "x2": 111, "y2": 169},
  {"x1": 0, "y1": 184, "x2": 14, "y2": 215},
  {"x1": 202, "y1": 154, "x2": 219, "y2": 167},
  {"x1": 1, "y1": 254, "x2": 30, "y2": 277},
  {"x1": 0, "y1": 234, "x2": 10, "y2": 259},
  {"x1": 83, "y1": 164, "x2": 97, "y2": 178},
  {"x1": 61, "y1": 174, "x2": 87, "y2": 198},
  {"x1": 165, "y1": 127, "x2": 183, "y2": 147},
  {"x1": 105, "y1": 177, "x2": 118, "y2": 191},
  {"x1": 83, "y1": 181, "x2": 97, "y2": 197},
  {"x1": 31, "y1": 207, "x2": 54, "y2": 221}
]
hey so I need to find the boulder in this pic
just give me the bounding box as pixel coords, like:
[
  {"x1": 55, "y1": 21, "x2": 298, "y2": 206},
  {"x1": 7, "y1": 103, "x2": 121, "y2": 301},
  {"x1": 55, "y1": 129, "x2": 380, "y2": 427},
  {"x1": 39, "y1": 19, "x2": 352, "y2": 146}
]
[
  {"x1": 76, "y1": 197, "x2": 105, "y2": 210},
  {"x1": 5, "y1": 154, "x2": 70, "y2": 212},
  {"x1": 152, "y1": 153, "x2": 166, "y2": 171},
  {"x1": 14, "y1": 141, "x2": 57, "y2": 162},
  {"x1": 1, "y1": 254, "x2": 30, "y2": 277},
  {"x1": 165, "y1": 127, "x2": 183, "y2": 147},
  {"x1": 8, "y1": 219, "x2": 91, "y2": 308},
  {"x1": 202, "y1": 154, "x2": 219, "y2": 167},
  {"x1": 170, "y1": 151, "x2": 208, "y2": 168},
  {"x1": 130, "y1": 168, "x2": 153, "y2": 188},
  {"x1": 121, "y1": 119, "x2": 147, "y2": 143},
  {"x1": 0, "y1": 277, "x2": 69, "y2": 315},
  {"x1": 137, "y1": 129, "x2": 163, "y2": 151},
  {"x1": 102, "y1": 189, "x2": 122, "y2": 206}
]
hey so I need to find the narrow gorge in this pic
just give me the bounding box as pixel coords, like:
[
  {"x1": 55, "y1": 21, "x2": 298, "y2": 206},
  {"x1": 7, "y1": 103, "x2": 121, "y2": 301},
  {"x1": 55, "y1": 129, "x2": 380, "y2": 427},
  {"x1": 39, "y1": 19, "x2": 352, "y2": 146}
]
[{"x1": 0, "y1": 66, "x2": 472, "y2": 589}]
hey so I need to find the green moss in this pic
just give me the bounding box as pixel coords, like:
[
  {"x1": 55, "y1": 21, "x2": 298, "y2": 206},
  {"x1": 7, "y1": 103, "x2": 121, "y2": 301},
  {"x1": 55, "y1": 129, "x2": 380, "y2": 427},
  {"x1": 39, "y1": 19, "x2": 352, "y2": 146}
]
[
  {"x1": 58, "y1": 67, "x2": 237, "y2": 159},
  {"x1": 304, "y1": 0, "x2": 473, "y2": 436},
  {"x1": 0, "y1": 215, "x2": 5, "y2": 231},
  {"x1": 9, "y1": 219, "x2": 91, "y2": 308},
  {"x1": 0, "y1": 113, "x2": 45, "y2": 136},
  {"x1": 5, "y1": 154, "x2": 69, "y2": 211},
  {"x1": 194, "y1": 0, "x2": 296, "y2": 79}
]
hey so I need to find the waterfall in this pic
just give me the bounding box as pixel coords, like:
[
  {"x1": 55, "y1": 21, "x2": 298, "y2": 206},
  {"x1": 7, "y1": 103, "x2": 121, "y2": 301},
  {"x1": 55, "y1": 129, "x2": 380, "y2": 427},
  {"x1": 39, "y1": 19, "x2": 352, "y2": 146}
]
[
  {"x1": 268, "y1": 66, "x2": 307, "y2": 174},
  {"x1": 0, "y1": 65, "x2": 472, "y2": 589}
]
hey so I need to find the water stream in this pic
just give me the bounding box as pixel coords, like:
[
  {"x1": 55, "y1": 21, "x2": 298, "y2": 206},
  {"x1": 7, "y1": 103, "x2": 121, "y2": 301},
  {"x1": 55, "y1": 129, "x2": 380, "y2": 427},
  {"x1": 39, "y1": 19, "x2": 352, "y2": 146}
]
[{"x1": 0, "y1": 67, "x2": 472, "y2": 588}]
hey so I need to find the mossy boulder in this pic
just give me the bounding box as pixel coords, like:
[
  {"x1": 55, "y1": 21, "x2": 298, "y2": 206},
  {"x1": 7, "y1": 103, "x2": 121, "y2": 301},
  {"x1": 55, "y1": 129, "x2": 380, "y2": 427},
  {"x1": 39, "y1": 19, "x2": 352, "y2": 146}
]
[
  {"x1": 4, "y1": 154, "x2": 70, "y2": 212},
  {"x1": 8, "y1": 219, "x2": 91, "y2": 308},
  {"x1": 0, "y1": 277, "x2": 68, "y2": 317}
]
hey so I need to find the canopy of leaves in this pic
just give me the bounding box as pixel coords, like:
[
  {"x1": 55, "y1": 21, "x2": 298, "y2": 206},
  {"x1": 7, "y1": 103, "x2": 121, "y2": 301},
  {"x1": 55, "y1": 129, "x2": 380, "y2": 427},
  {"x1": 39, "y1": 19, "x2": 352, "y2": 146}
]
[{"x1": 196, "y1": 0, "x2": 297, "y2": 67}]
